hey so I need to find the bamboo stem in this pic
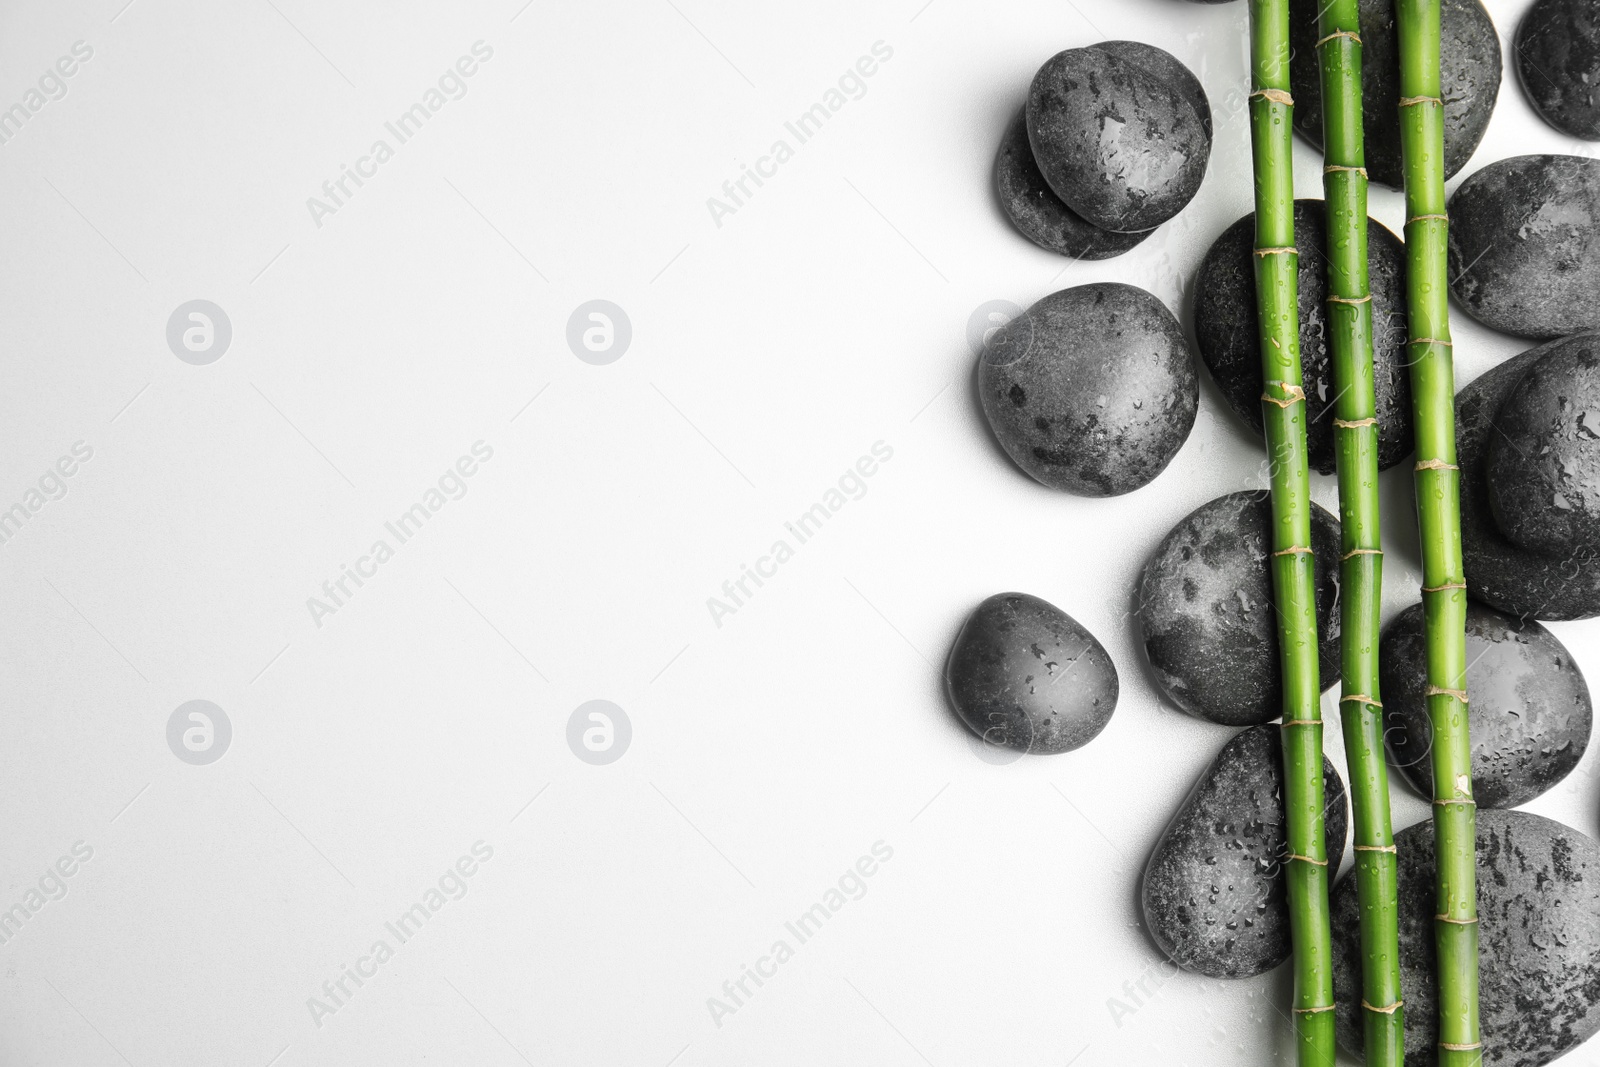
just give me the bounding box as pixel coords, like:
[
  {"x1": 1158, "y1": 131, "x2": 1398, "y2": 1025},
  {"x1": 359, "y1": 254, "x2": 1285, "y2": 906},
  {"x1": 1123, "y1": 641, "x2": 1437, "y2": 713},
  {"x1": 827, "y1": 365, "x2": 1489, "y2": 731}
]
[
  {"x1": 1315, "y1": 2, "x2": 1404, "y2": 1064},
  {"x1": 1248, "y1": 3, "x2": 1335, "y2": 1063},
  {"x1": 1395, "y1": 1, "x2": 1480, "y2": 1063}
]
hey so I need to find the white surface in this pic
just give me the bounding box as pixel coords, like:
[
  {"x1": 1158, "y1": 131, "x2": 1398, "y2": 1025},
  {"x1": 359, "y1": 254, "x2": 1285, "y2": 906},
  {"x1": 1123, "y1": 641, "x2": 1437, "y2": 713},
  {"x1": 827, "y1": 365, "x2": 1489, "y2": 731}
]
[{"x1": 0, "y1": 0, "x2": 1595, "y2": 1064}]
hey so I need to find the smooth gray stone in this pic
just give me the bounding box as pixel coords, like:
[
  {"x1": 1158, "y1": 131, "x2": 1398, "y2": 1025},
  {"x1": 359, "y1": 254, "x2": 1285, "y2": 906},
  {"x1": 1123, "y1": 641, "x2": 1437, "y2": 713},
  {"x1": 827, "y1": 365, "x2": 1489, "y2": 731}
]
[
  {"x1": 1331, "y1": 810, "x2": 1600, "y2": 1066},
  {"x1": 1025, "y1": 45, "x2": 1209, "y2": 232},
  {"x1": 1290, "y1": 0, "x2": 1501, "y2": 189},
  {"x1": 1449, "y1": 154, "x2": 1600, "y2": 340},
  {"x1": 1142, "y1": 724, "x2": 1348, "y2": 978},
  {"x1": 1193, "y1": 199, "x2": 1413, "y2": 474},
  {"x1": 1381, "y1": 600, "x2": 1593, "y2": 808},
  {"x1": 944, "y1": 592, "x2": 1118, "y2": 754},
  {"x1": 1458, "y1": 338, "x2": 1600, "y2": 620},
  {"x1": 1517, "y1": 0, "x2": 1600, "y2": 140},
  {"x1": 1137, "y1": 490, "x2": 1341, "y2": 726},
  {"x1": 978, "y1": 283, "x2": 1198, "y2": 496}
]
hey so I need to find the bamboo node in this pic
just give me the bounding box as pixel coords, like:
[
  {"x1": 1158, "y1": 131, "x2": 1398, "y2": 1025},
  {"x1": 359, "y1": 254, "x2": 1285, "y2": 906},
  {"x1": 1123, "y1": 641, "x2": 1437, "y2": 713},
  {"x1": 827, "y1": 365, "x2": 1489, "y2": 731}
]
[
  {"x1": 1399, "y1": 95, "x2": 1443, "y2": 106},
  {"x1": 1294, "y1": 1003, "x2": 1337, "y2": 1014},
  {"x1": 1253, "y1": 245, "x2": 1297, "y2": 257},
  {"x1": 1326, "y1": 293, "x2": 1372, "y2": 304},
  {"x1": 1284, "y1": 853, "x2": 1328, "y2": 866},
  {"x1": 1414, "y1": 459, "x2": 1459, "y2": 471},
  {"x1": 1422, "y1": 581, "x2": 1467, "y2": 592},
  {"x1": 1354, "y1": 844, "x2": 1398, "y2": 854},
  {"x1": 1435, "y1": 915, "x2": 1480, "y2": 925},
  {"x1": 1426, "y1": 685, "x2": 1470, "y2": 702},
  {"x1": 1272, "y1": 545, "x2": 1313, "y2": 556},
  {"x1": 1341, "y1": 548, "x2": 1382, "y2": 560},
  {"x1": 1324, "y1": 164, "x2": 1368, "y2": 177},
  {"x1": 1281, "y1": 718, "x2": 1322, "y2": 726},
  {"x1": 1261, "y1": 382, "x2": 1306, "y2": 408},
  {"x1": 1251, "y1": 88, "x2": 1294, "y2": 105},
  {"x1": 1409, "y1": 213, "x2": 1450, "y2": 222},
  {"x1": 1315, "y1": 30, "x2": 1362, "y2": 47},
  {"x1": 1434, "y1": 797, "x2": 1477, "y2": 808},
  {"x1": 1362, "y1": 998, "x2": 1404, "y2": 1014},
  {"x1": 1409, "y1": 337, "x2": 1454, "y2": 346},
  {"x1": 1340, "y1": 694, "x2": 1382, "y2": 707},
  {"x1": 1334, "y1": 417, "x2": 1377, "y2": 428},
  {"x1": 1441, "y1": 1043, "x2": 1483, "y2": 1052}
]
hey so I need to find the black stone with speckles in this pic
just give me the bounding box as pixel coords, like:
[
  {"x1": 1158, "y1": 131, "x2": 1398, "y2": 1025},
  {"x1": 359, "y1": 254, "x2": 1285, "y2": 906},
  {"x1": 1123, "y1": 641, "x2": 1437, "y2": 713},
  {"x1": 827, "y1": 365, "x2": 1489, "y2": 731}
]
[
  {"x1": 978, "y1": 282, "x2": 1198, "y2": 496},
  {"x1": 1458, "y1": 336, "x2": 1600, "y2": 620},
  {"x1": 1193, "y1": 199, "x2": 1413, "y2": 474},
  {"x1": 1142, "y1": 724, "x2": 1348, "y2": 978},
  {"x1": 1025, "y1": 45, "x2": 1210, "y2": 233},
  {"x1": 944, "y1": 592, "x2": 1118, "y2": 754},
  {"x1": 1381, "y1": 600, "x2": 1593, "y2": 809},
  {"x1": 1290, "y1": 0, "x2": 1501, "y2": 189},
  {"x1": 1518, "y1": 0, "x2": 1600, "y2": 140},
  {"x1": 1448, "y1": 155, "x2": 1600, "y2": 340},
  {"x1": 1137, "y1": 490, "x2": 1341, "y2": 726},
  {"x1": 1332, "y1": 810, "x2": 1600, "y2": 1066}
]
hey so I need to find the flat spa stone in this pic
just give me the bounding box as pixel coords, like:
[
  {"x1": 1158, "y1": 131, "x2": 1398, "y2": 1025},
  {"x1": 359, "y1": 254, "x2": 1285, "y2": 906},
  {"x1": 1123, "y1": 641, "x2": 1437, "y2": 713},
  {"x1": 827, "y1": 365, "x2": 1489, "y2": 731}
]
[
  {"x1": 978, "y1": 283, "x2": 1198, "y2": 496},
  {"x1": 1137, "y1": 490, "x2": 1342, "y2": 726},
  {"x1": 944, "y1": 592, "x2": 1118, "y2": 754},
  {"x1": 1380, "y1": 600, "x2": 1593, "y2": 808},
  {"x1": 1448, "y1": 154, "x2": 1600, "y2": 340},
  {"x1": 1193, "y1": 199, "x2": 1413, "y2": 474},
  {"x1": 1289, "y1": 0, "x2": 1501, "y2": 189},
  {"x1": 1517, "y1": 0, "x2": 1600, "y2": 140},
  {"x1": 993, "y1": 108, "x2": 1153, "y2": 260},
  {"x1": 1485, "y1": 334, "x2": 1600, "y2": 558},
  {"x1": 1332, "y1": 810, "x2": 1600, "y2": 1065},
  {"x1": 1142, "y1": 724, "x2": 1348, "y2": 978},
  {"x1": 1025, "y1": 45, "x2": 1210, "y2": 232},
  {"x1": 1458, "y1": 337, "x2": 1600, "y2": 620}
]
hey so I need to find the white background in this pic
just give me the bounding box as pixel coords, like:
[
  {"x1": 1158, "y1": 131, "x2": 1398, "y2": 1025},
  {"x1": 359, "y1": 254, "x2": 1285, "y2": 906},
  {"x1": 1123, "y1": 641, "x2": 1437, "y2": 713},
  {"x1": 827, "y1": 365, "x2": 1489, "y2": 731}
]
[{"x1": 0, "y1": 0, "x2": 1594, "y2": 1064}]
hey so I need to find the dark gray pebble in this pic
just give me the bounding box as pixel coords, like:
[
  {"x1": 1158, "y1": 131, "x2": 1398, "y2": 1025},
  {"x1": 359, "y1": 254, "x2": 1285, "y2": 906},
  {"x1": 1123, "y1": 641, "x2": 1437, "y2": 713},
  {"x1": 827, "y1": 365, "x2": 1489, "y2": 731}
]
[
  {"x1": 1290, "y1": 0, "x2": 1501, "y2": 189},
  {"x1": 1026, "y1": 45, "x2": 1209, "y2": 233},
  {"x1": 944, "y1": 592, "x2": 1118, "y2": 754},
  {"x1": 993, "y1": 108, "x2": 1153, "y2": 260},
  {"x1": 1458, "y1": 337, "x2": 1600, "y2": 620},
  {"x1": 1142, "y1": 724, "x2": 1348, "y2": 978},
  {"x1": 1331, "y1": 810, "x2": 1600, "y2": 1066},
  {"x1": 1380, "y1": 600, "x2": 1592, "y2": 808},
  {"x1": 1449, "y1": 154, "x2": 1600, "y2": 340},
  {"x1": 1486, "y1": 334, "x2": 1600, "y2": 558},
  {"x1": 978, "y1": 283, "x2": 1198, "y2": 496},
  {"x1": 1517, "y1": 0, "x2": 1600, "y2": 140},
  {"x1": 1137, "y1": 490, "x2": 1341, "y2": 726},
  {"x1": 1192, "y1": 199, "x2": 1412, "y2": 474}
]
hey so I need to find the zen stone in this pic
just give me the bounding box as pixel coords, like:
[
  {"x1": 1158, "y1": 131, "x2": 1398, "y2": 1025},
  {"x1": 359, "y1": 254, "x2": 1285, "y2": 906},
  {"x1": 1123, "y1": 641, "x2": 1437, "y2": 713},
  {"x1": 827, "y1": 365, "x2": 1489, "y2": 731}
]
[
  {"x1": 1380, "y1": 600, "x2": 1593, "y2": 808},
  {"x1": 978, "y1": 283, "x2": 1198, "y2": 496},
  {"x1": 1332, "y1": 810, "x2": 1600, "y2": 1066},
  {"x1": 1517, "y1": 0, "x2": 1600, "y2": 140},
  {"x1": 1458, "y1": 337, "x2": 1600, "y2": 619},
  {"x1": 993, "y1": 108, "x2": 1152, "y2": 260},
  {"x1": 1138, "y1": 491, "x2": 1341, "y2": 726},
  {"x1": 1142, "y1": 724, "x2": 1348, "y2": 979},
  {"x1": 1025, "y1": 45, "x2": 1210, "y2": 232},
  {"x1": 1449, "y1": 154, "x2": 1600, "y2": 339},
  {"x1": 1289, "y1": 0, "x2": 1501, "y2": 189},
  {"x1": 1193, "y1": 199, "x2": 1412, "y2": 474},
  {"x1": 1486, "y1": 334, "x2": 1600, "y2": 558},
  {"x1": 944, "y1": 592, "x2": 1118, "y2": 754}
]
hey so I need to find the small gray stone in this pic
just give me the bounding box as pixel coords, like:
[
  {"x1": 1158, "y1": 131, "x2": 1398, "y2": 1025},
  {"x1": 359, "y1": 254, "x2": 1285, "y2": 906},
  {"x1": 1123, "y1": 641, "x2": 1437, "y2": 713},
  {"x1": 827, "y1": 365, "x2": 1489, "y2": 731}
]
[
  {"x1": 944, "y1": 592, "x2": 1118, "y2": 754},
  {"x1": 993, "y1": 108, "x2": 1153, "y2": 260},
  {"x1": 1025, "y1": 45, "x2": 1209, "y2": 233},
  {"x1": 1332, "y1": 810, "x2": 1600, "y2": 1066},
  {"x1": 1380, "y1": 600, "x2": 1593, "y2": 809},
  {"x1": 1192, "y1": 199, "x2": 1413, "y2": 474},
  {"x1": 1449, "y1": 155, "x2": 1600, "y2": 340},
  {"x1": 1458, "y1": 337, "x2": 1600, "y2": 620},
  {"x1": 1290, "y1": 0, "x2": 1501, "y2": 189},
  {"x1": 1137, "y1": 490, "x2": 1342, "y2": 726},
  {"x1": 1486, "y1": 335, "x2": 1600, "y2": 558},
  {"x1": 1142, "y1": 724, "x2": 1348, "y2": 978},
  {"x1": 978, "y1": 283, "x2": 1198, "y2": 496},
  {"x1": 1517, "y1": 0, "x2": 1600, "y2": 140}
]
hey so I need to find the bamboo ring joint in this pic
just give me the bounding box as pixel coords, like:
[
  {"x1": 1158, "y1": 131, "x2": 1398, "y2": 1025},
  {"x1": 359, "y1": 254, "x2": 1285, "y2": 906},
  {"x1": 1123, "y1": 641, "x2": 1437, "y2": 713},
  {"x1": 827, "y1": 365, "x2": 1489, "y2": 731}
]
[
  {"x1": 1434, "y1": 797, "x2": 1477, "y2": 808},
  {"x1": 1426, "y1": 685, "x2": 1469, "y2": 702},
  {"x1": 1315, "y1": 30, "x2": 1362, "y2": 46},
  {"x1": 1354, "y1": 844, "x2": 1398, "y2": 854},
  {"x1": 1281, "y1": 718, "x2": 1321, "y2": 726},
  {"x1": 1251, "y1": 88, "x2": 1294, "y2": 105},
  {"x1": 1409, "y1": 337, "x2": 1454, "y2": 346},
  {"x1": 1285, "y1": 853, "x2": 1328, "y2": 866},
  {"x1": 1441, "y1": 1043, "x2": 1483, "y2": 1052},
  {"x1": 1341, "y1": 548, "x2": 1381, "y2": 559},
  {"x1": 1422, "y1": 582, "x2": 1467, "y2": 592},
  {"x1": 1415, "y1": 459, "x2": 1458, "y2": 471},
  {"x1": 1324, "y1": 164, "x2": 1368, "y2": 177},
  {"x1": 1272, "y1": 545, "x2": 1313, "y2": 556},
  {"x1": 1340, "y1": 694, "x2": 1382, "y2": 707},
  {"x1": 1362, "y1": 999, "x2": 1404, "y2": 1014},
  {"x1": 1399, "y1": 95, "x2": 1443, "y2": 106},
  {"x1": 1294, "y1": 1004, "x2": 1337, "y2": 1014},
  {"x1": 1327, "y1": 293, "x2": 1372, "y2": 304},
  {"x1": 1334, "y1": 417, "x2": 1377, "y2": 428},
  {"x1": 1254, "y1": 245, "x2": 1297, "y2": 257},
  {"x1": 1435, "y1": 915, "x2": 1479, "y2": 925}
]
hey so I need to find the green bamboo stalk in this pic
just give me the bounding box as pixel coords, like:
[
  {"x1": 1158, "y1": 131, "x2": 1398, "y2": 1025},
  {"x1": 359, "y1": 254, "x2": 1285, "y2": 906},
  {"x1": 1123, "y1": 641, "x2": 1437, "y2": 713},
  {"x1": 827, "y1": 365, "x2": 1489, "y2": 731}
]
[
  {"x1": 1395, "y1": 2, "x2": 1480, "y2": 1063},
  {"x1": 1247, "y1": 3, "x2": 1335, "y2": 1062},
  {"x1": 1314, "y1": 3, "x2": 1405, "y2": 1064}
]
